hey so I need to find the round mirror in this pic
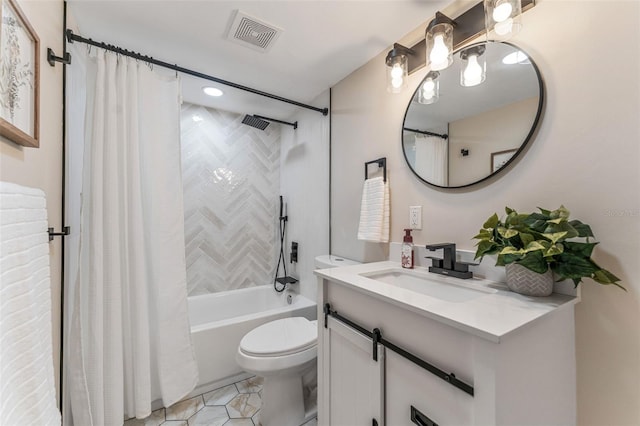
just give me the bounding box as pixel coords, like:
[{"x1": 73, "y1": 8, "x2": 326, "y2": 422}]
[{"x1": 402, "y1": 41, "x2": 544, "y2": 188}]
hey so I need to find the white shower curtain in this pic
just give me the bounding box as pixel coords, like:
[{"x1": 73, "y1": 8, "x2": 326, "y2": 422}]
[
  {"x1": 65, "y1": 48, "x2": 198, "y2": 425},
  {"x1": 414, "y1": 134, "x2": 448, "y2": 186}
]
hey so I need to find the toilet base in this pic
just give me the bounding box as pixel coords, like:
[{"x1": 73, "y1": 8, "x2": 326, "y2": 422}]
[{"x1": 261, "y1": 374, "x2": 305, "y2": 426}]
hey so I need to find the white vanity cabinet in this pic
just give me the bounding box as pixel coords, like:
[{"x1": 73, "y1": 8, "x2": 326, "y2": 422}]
[
  {"x1": 316, "y1": 262, "x2": 578, "y2": 426},
  {"x1": 322, "y1": 317, "x2": 385, "y2": 425}
]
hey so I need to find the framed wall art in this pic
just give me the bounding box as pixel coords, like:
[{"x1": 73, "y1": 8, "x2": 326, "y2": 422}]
[
  {"x1": 0, "y1": 0, "x2": 39, "y2": 148},
  {"x1": 491, "y1": 149, "x2": 517, "y2": 173}
]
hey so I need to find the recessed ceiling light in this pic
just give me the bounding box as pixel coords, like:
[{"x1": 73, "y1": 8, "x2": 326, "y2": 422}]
[
  {"x1": 203, "y1": 86, "x2": 223, "y2": 97},
  {"x1": 502, "y1": 51, "x2": 530, "y2": 65}
]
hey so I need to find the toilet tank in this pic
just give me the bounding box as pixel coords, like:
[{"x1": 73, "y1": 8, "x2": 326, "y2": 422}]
[{"x1": 314, "y1": 255, "x2": 361, "y2": 269}]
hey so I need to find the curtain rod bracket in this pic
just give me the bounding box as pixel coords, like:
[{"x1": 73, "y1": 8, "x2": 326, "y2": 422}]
[
  {"x1": 48, "y1": 226, "x2": 70, "y2": 242},
  {"x1": 47, "y1": 48, "x2": 71, "y2": 67}
]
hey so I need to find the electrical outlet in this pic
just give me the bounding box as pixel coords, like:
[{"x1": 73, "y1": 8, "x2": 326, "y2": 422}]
[{"x1": 409, "y1": 206, "x2": 422, "y2": 230}]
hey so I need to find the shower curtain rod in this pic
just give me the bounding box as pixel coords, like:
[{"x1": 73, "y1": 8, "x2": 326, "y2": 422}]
[
  {"x1": 403, "y1": 127, "x2": 448, "y2": 139},
  {"x1": 65, "y1": 29, "x2": 329, "y2": 116}
]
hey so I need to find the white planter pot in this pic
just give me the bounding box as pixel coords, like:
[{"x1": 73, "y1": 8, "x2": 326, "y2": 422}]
[{"x1": 505, "y1": 263, "x2": 554, "y2": 297}]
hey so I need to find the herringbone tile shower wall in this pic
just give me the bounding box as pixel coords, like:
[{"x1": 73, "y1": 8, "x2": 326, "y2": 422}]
[{"x1": 181, "y1": 103, "x2": 281, "y2": 296}]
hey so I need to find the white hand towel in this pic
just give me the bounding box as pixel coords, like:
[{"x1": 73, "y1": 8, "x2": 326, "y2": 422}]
[
  {"x1": 0, "y1": 182, "x2": 61, "y2": 426},
  {"x1": 357, "y1": 176, "x2": 390, "y2": 243}
]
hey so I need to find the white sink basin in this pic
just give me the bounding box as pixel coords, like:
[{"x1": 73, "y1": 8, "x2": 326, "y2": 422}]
[{"x1": 360, "y1": 268, "x2": 496, "y2": 302}]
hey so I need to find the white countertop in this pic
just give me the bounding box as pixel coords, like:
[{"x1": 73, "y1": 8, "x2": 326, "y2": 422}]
[{"x1": 315, "y1": 261, "x2": 579, "y2": 343}]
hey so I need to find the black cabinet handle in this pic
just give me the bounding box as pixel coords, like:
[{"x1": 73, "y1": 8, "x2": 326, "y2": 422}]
[
  {"x1": 411, "y1": 406, "x2": 439, "y2": 426},
  {"x1": 324, "y1": 303, "x2": 474, "y2": 396}
]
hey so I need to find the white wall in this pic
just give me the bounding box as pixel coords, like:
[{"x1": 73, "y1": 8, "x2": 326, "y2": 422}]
[
  {"x1": 331, "y1": 0, "x2": 640, "y2": 424},
  {"x1": 449, "y1": 97, "x2": 538, "y2": 186},
  {"x1": 0, "y1": 0, "x2": 63, "y2": 403},
  {"x1": 280, "y1": 90, "x2": 330, "y2": 301}
]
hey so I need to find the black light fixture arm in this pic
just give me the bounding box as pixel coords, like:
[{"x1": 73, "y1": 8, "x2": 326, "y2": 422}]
[
  {"x1": 65, "y1": 29, "x2": 329, "y2": 116},
  {"x1": 385, "y1": 43, "x2": 415, "y2": 66},
  {"x1": 426, "y1": 11, "x2": 457, "y2": 33},
  {"x1": 460, "y1": 44, "x2": 486, "y2": 59},
  {"x1": 387, "y1": 42, "x2": 426, "y2": 75}
]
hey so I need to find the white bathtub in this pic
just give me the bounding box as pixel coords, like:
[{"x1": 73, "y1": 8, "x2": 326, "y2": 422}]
[{"x1": 188, "y1": 286, "x2": 316, "y2": 394}]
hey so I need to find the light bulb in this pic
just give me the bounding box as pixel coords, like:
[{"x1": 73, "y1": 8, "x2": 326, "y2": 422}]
[
  {"x1": 390, "y1": 63, "x2": 404, "y2": 79},
  {"x1": 494, "y1": 18, "x2": 513, "y2": 35},
  {"x1": 429, "y1": 34, "x2": 450, "y2": 65},
  {"x1": 463, "y1": 55, "x2": 483, "y2": 87},
  {"x1": 422, "y1": 79, "x2": 435, "y2": 92},
  {"x1": 386, "y1": 52, "x2": 407, "y2": 93},
  {"x1": 422, "y1": 88, "x2": 435, "y2": 100},
  {"x1": 418, "y1": 74, "x2": 438, "y2": 104},
  {"x1": 493, "y1": 2, "x2": 513, "y2": 22},
  {"x1": 486, "y1": 0, "x2": 521, "y2": 39}
]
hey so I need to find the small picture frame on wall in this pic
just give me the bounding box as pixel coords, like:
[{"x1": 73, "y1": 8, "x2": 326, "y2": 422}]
[
  {"x1": 0, "y1": 0, "x2": 40, "y2": 148},
  {"x1": 491, "y1": 149, "x2": 517, "y2": 173}
]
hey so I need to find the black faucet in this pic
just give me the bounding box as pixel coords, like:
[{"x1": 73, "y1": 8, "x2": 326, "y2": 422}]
[{"x1": 425, "y1": 243, "x2": 476, "y2": 279}]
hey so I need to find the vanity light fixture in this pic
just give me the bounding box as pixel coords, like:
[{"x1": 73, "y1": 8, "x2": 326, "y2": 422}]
[
  {"x1": 203, "y1": 86, "x2": 223, "y2": 97},
  {"x1": 484, "y1": 0, "x2": 522, "y2": 39},
  {"x1": 384, "y1": 0, "x2": 533, "y2": 93},
  {"x1": 426, "y1": 12, "x2": 455, "y2": 71},
  {"x1": 460, "y1": 45, "x2": 486, "y2": 87},
  {"x1": 385, "y1": 44, "x2": 412, "y2": 93},
  {"x1": 417, "y1": 71, "x2": 440, "y2": 104}
]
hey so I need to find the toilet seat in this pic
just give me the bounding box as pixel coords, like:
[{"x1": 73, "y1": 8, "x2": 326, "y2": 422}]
[{"x1": 240, "y1": 317, "x2": 317, "y2": 357}]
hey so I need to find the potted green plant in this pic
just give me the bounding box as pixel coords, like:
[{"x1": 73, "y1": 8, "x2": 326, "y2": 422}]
[{"x1": 473, "y1": 205, "x2": 623, "y2": 296}]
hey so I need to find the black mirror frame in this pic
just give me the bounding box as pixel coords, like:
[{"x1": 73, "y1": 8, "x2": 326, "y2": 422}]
[{"x1": 401, "y1": 41, "x2": 545, "y2": 189}]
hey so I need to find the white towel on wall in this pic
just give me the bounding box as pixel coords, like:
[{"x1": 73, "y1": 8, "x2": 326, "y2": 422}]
[
  {"x1": 0, "y1": 182, "x2": 61, "y2": 426},
  {"x1": 357, "y1": 176, "x2": 390, "y2": 243}
]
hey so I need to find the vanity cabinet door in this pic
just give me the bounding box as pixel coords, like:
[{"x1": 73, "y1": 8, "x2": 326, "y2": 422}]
[
  {"x1": 385, "y1": 351, "x2": 474, "y2": 426},
  {"x1": 322, "y1": 317, "x2": 385, "y2": 426}
]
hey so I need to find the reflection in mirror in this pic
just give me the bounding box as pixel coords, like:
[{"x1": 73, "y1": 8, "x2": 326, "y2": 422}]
[{"x1": 402, "y1": 41, "x2": 543, "y2": 188}]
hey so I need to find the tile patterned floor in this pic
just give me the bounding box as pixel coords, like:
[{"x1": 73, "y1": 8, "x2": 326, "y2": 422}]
[{"x1": 124, "y1": 376, "x2": 317, "y2": 426}]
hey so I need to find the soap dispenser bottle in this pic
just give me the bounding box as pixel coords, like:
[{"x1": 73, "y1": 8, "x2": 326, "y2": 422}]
[{"x1": 401, "y1": 228, "x2": 414, "y2": 269}]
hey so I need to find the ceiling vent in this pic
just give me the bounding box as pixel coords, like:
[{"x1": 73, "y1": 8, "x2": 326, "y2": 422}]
[{"x1": 226, "y1": 10, "x2": 283, "y2": 53}]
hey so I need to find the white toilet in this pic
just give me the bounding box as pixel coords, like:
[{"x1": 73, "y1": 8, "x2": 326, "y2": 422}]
[{"x1": 236, "y1": 255, "x2": 360, "y2": 426}]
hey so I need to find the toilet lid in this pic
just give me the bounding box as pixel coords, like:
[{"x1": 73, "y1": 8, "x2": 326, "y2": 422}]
[{"x1": 240, "y1": 317, "x2": 317, "y2": 357}]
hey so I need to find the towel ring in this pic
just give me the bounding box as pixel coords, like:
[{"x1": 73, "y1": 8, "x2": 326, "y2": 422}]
[{"x1": 364, "y1": 157, "x2": 387, "y2": 182}]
